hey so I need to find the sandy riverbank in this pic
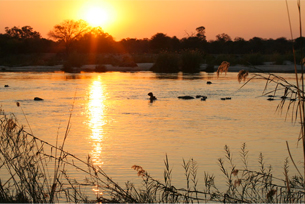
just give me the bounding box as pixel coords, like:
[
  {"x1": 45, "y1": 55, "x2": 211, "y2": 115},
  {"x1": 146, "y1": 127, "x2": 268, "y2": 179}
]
[{"x1": 0, "y1": 62, "x2": 303, "y2": 73}]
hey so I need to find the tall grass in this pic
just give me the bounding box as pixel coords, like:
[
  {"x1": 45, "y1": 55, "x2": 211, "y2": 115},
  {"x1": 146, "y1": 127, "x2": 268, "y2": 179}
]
[
  {"x1": 0, "y1": 106, "x2": 139, "y2": 203},
  {"x1": 218, "y1": 0, "x2": 305, "y2": 201},
  {"x1": 2, "y1": 103, "x2": 304, "y2": 203},
  {"x1": 129, "y1": 144, "x2": 305, "y2": 203}
]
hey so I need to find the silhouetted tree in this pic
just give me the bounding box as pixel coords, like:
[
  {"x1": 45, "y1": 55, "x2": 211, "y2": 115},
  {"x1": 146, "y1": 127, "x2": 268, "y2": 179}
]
[
  {"x1": 216, "y1": 33, "x2": 232, "y2": 42},
  {"x1": 5, "y1": 26, "x2": 41, "y2": 39},
  {"x1": 294, "y1": 37, "x2": 305, "y2": 51},
  {"x1": 232, "y1": 37, "x2": 247, "y2": 54},
  {"x1": 170, "y1": 36, "x2": 181, "y2": 51},
  {"x1": 48, "y1": 20, "x2": 90, "y2": 54},
  {"x1": 264, "y1": 37, "x2": 291, "y2": 54},
  {"x1": 181, "y1": 37, "x2": 201, "y2": 50},
  {"x1": 149, "y1": 33, "x2": 172, "y2": 53},
  {"x1": 209, "y1": 33, "x2": 233, "y2": 54},
  {"x1": 180, "y1": 26, "x2": 207, "y2": 51},
  {"x1": 0, "y1": 26, "x2": 53, "y2": 55},
  {"x1": 75, "y1": 27, "x2": 117, "y2": 54},
  {"x1": 248, "y1": 37, "x2": 265, "y2": 53},
  {"x1": 196, "y1": 26, "x2": 206, "y2": 41},
  {"x1": 120, "y1": 38, "x2": 150, "y2": 53},
  {"x1": 0, "y1": 22, "x2": 300, "y2": 66}
]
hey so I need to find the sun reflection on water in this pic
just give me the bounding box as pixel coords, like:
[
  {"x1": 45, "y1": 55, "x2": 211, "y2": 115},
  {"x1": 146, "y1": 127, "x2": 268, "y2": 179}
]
[{"x1": 88, "y1": 77, "x2": 106, "y2": 167}]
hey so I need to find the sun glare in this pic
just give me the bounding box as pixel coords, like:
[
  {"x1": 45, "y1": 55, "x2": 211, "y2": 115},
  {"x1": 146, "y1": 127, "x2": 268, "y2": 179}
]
[
  {"x1": 88, "y1": 78, "x2": 106, "y2": 167},
  {"x1": 78, "y1": 1, "x2": 116, "y2": 28},
  {"x1": 85, "y1": 6, "x2": 109, "y2": 27}
]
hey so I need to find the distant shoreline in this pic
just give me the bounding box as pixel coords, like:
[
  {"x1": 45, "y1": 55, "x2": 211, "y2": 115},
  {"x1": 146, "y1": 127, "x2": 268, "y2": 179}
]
[{"x1": 0, "y1": 62, "x2": 302, "y2": 73}]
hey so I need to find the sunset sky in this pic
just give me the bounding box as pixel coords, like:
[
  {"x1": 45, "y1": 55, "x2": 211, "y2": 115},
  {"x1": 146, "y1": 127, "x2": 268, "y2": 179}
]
[{"x1": 0, "y1": 0, "x2": 304, "y2": 41}]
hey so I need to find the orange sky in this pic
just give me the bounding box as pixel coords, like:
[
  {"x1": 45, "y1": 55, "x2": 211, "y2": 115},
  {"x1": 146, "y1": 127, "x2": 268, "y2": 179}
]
[{"x1": 0, "y1": 0, "x2": 304, "y2": 41}]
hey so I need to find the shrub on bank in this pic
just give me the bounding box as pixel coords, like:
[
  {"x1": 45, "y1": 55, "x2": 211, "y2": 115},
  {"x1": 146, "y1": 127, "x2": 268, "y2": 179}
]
[
  {"x1": 62, "y1": 52, "x2": 85, "y2": 72},
  {"x1": 181, "y1": 50, "x2": 202, "y2": 73},
  {"x1": 150, "y1": 52, "x2": 180, "y2": 73}
]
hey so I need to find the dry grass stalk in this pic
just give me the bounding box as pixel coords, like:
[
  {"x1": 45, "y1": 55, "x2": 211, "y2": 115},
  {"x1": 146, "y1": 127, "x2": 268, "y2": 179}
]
[
  {"x1": 1, "y1": 110, "x2": 304, "y2": 203},
  {"x1": 0, "y1": 108, "x2": 139, "y2": 203},
  {"x1": 128, "y1": 143, "x2": 305, "y2": 203},
  {"x1": 233, "y1": 2, "x2": 305, "y2": 200}
]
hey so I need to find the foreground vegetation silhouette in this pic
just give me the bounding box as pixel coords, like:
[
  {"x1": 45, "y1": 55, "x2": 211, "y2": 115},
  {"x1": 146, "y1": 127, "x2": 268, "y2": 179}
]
[{"x1": 0, "y1": 107, "x2": 304, "y2": 203}]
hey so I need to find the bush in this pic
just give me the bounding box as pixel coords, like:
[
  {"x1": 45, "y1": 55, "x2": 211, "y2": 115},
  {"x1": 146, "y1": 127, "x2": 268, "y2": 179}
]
[
  {"x1": 181, "y1": 50, "x2": 202, "y2": 73},
  {"x1": 150, "y1": 52, "x2": 180, "y2": 73},
  {"x1": 118, "y1": 55, "x2": 137, "y2": 67},
  {"x1": 62, "y1": 52, "x2": 85, "y2": 72}
]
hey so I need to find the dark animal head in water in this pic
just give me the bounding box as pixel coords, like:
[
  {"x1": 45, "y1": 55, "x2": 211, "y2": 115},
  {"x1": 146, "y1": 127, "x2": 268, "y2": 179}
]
[{"x1": 148, "y1": 92, "x2": 157, "y2": 101}]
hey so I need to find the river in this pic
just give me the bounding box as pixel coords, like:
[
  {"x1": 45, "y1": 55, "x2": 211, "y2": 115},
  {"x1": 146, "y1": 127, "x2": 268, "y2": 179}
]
[{"x1": 0, "y1": 71, "x2": 302, "y2": 194}]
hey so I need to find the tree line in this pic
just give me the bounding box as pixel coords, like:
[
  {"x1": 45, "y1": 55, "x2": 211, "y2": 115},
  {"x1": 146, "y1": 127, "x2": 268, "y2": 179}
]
[{"x1": 0, "y1": 19, "x2": 304, "y2": 67}]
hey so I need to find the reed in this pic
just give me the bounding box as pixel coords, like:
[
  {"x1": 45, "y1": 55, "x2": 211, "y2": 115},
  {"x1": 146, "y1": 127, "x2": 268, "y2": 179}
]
[
  {"x1": 215, "y1": 0, "x2": 305, "y2": 202},
  {"x1": 1, "y1": 106, "x2": 304, "y2": 203},
  {"x1": 129, "y1": 144, "x2": 305, "y2": 203},
  {"x1": 216, "y1": 61, "x2": 230, "y2": 77},
  {"x1": 0, "y1": 106, "x2": 138, "y2": 203}
]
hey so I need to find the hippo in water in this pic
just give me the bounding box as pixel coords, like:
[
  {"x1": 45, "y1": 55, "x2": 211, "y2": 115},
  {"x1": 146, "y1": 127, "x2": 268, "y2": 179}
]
[{"x1": 148, "y1": 92, "x2": 157, "y2": 102}]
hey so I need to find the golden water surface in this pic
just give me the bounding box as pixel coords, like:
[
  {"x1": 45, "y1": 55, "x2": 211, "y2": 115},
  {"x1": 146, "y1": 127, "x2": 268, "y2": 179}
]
[{"x1": 0, "y1": 71, "x2": 302, "y2": 189}]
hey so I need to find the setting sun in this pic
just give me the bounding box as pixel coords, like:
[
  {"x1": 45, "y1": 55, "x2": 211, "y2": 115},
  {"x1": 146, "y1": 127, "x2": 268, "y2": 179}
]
[
  {"x1": 77, "y1": 1, "x2": 116, "y2": 29},
  {"x1": 84, "y1": 6, "x2": 109, "y2": 27}
]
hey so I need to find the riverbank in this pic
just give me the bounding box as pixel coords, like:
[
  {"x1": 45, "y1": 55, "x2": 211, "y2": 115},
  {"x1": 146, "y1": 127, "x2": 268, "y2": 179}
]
[{"x1": 0, "y1": 62, "x2": 303, "y2": 73}]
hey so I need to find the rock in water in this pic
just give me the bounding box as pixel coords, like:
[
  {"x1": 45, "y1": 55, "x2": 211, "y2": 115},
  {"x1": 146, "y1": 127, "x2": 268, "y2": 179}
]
[
  {"x1": 178, "y1": 96, "x2": 195, "y2": 100},
  {"x1": 34, "y1": 97, "x2": 43, "y2": 101}
]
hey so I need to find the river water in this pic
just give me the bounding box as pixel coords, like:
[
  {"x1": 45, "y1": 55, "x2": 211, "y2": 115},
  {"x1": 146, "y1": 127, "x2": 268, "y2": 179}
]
[{"x1": 0, "y1": 71, "x2": 302, "y2": 193}]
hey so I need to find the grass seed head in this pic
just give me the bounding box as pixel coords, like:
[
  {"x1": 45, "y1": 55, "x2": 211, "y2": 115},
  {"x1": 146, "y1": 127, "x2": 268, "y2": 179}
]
[
  {"x1": 237, "y1": 69, "x2": 249, "y2": 83},
  {"x1": 217, "y1": 61, "x2": 230, "y2": 77},
  {"x1": 234, "y1": 179, "x2": 241, "y2": 187},
  {"x1": 231, "y1": 169, "x2": 239, "y2": 176}
]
